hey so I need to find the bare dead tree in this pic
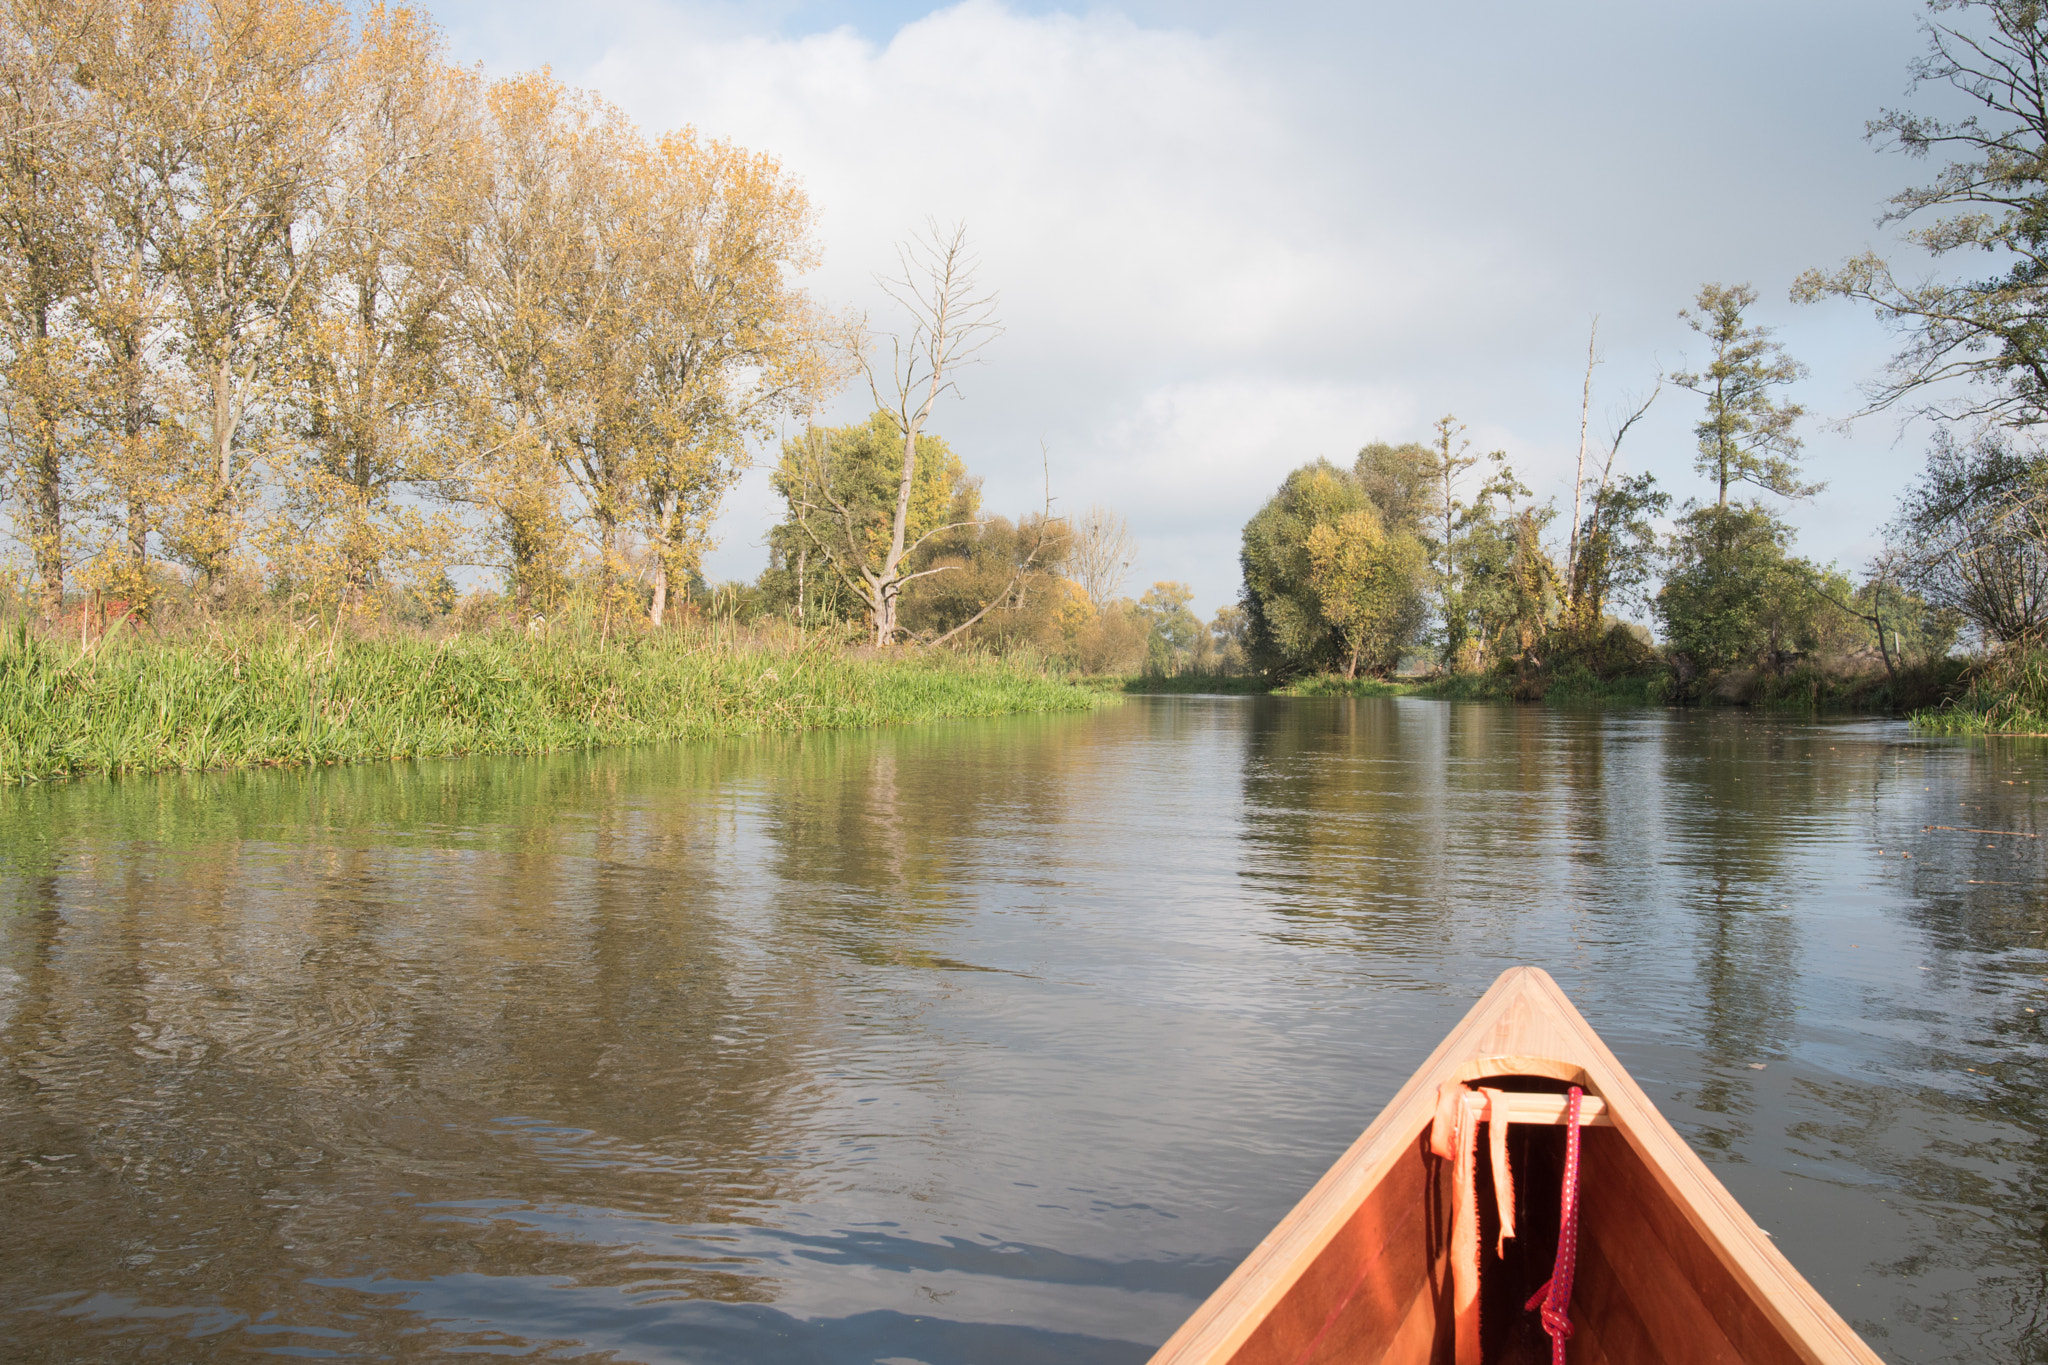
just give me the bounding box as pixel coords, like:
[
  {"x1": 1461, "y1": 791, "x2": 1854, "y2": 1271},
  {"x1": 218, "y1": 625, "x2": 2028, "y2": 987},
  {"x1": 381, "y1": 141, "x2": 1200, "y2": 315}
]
[
  {"x1": 857, "y1": 220, "x2": 1001, "y2": 645},
  {"x1": 1069, "y1": 503, "x2": 1135, "y2": 607},
  {"x1": 1566, "y1": 317, "x2": 1600, "y2": 581}
]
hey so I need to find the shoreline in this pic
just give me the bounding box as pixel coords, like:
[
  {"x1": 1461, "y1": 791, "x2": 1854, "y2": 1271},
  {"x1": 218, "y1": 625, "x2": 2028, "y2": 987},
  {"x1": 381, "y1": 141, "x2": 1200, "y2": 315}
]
[
  {"x1": 0, "y1": 626, "x2": 1109, "y2": 785},
  {"x1": 1114, "y1": 660, "x2": 2048, "y2": 736}
]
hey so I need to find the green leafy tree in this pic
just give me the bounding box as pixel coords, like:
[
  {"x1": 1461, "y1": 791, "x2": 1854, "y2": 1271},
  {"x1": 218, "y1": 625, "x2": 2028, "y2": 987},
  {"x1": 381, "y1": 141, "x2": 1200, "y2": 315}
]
[
  {"x1": 1240, "y1": 459, "x2": 1428, "y2": 677},
  {"x1": 1352, "y1": 437, "x2": 1434, "y2": 537},
  {"x1": 1657, "y1": 504, "x2": 1828, "y2": 677},
  {"x1": 1417, "y1": 417, "x2": 1483, "y2": 665},
  {"x1": 1563, "y1": 471, "x2": 1669, "y2": 631},
  {"x1": 1138, "y1": 580, "x2": 1204, "y2": 676},
  {"x1": 1437, "y1": 454, "x2": 1546, "y2": 672},
  {"x1": 1671, "y1": 284, "x2": 1815, "y2": 506},
  {"x1": 1885, "y1": 426, "x2": 2048, "y2": 643},
  {"x1": 1241, "y1": 460, "x2": 1367, "y2": 675},
  {"x1": 768, "y1": 409, "x2": 979, "y2": 626}
]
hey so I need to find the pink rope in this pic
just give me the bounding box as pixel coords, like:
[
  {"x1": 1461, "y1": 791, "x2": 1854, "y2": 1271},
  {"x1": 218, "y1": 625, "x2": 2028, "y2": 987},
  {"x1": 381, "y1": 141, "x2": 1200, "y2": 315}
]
[{"x1": 1523, "y1": 1085, "x2": 1583, "y2": 1365}]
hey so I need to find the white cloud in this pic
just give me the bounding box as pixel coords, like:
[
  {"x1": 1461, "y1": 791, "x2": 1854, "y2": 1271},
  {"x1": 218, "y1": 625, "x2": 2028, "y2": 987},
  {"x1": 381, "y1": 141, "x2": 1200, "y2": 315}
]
[{"x1": 429, "y1": 0, "x2": 1946, "y2": 615}]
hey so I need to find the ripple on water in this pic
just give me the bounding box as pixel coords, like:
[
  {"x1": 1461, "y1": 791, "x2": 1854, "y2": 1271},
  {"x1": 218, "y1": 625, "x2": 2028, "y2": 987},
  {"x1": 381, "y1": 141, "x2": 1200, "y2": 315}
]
[{"x1": 1, "y1": 699, "x2": 2045, "y2": 1362}]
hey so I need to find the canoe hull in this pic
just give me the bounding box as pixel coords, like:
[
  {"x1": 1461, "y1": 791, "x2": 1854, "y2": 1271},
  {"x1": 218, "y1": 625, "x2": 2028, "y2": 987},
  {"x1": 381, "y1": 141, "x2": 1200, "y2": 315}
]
[{"x1": 1147, "y1": 967, "x2": 1881, "y2": 1365}]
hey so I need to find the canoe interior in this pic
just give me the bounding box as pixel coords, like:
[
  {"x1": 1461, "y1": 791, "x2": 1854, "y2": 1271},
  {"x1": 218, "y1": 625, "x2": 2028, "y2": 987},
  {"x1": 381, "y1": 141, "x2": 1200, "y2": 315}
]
[{"x1": 1224, "y1": 1072, "x2": 1807, "y2": 1365}]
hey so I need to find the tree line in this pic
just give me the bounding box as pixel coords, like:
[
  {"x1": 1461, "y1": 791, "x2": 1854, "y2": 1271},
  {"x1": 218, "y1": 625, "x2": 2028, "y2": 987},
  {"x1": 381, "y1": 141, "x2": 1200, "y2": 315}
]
[
  {"x1": 0, "y1": 0, "x2": 828, "y2": 628},
  {"x1": 0, "y1": 3, "x2": 1182, "y2": 665},
  {"x1": 1242, "y1": 0, "x2": 2048, "y2": 697}
]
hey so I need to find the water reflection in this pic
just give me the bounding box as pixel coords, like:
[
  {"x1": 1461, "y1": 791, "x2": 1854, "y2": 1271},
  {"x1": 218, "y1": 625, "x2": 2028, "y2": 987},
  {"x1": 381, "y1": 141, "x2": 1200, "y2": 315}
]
[{"x1": 1, "y1": 700, "x2": 2045, "y2": 1362}]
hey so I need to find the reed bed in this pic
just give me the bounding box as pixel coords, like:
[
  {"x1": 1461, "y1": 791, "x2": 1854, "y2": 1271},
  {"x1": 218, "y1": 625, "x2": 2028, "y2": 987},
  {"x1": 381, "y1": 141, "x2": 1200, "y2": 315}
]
[{"x1": 0, "y1": 621, "x2": 1106, "y2": 783}]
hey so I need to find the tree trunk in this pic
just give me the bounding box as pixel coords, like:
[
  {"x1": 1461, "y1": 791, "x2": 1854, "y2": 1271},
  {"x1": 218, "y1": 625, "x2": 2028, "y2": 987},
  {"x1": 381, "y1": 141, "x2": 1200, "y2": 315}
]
[
  {"x1": 205, "y1": 357, "x2": 238, "y2": 608},
  {"x1": 26, "y1": 303, "x2": 63, "y2": 623},
  {"x1": 32, "y1": 432, "x2": 61, "y2": 623},
  {"x1": 648, "y1": 489, "x2": 678, "y2": 627}
]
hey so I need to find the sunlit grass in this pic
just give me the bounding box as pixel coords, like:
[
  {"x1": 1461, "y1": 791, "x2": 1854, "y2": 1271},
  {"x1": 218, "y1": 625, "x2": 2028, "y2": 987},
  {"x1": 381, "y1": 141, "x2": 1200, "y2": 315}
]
[{"x1": 0, "y1": 621, "x2": 1108, "y2": 783}]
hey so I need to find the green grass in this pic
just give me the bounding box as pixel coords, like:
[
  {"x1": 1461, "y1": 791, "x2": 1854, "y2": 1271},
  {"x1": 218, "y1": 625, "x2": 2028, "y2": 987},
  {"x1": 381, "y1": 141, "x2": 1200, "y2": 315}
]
[
  {"x1": 1910, "y1": 650, "x2": 2048, "y2": 735},
  {"x1": 1113, "y1": 673, "x2": 1270, "y2": 695},
  {"x1": 1276, "y1": 670, "x2": 1667, "y2": 704},
  {"x1": 1277, "y1": 674, "x2": 1424, "y2": 698},
  {"x1": 0, "y1": 622, "x2": 1109, "y2": 783}
]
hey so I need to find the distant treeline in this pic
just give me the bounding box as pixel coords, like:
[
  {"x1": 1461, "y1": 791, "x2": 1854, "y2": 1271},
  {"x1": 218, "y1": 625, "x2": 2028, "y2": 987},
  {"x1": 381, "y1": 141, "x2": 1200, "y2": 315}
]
[{"x1": 1237, "y1": 0, "x2": 2048, "y2": 715}]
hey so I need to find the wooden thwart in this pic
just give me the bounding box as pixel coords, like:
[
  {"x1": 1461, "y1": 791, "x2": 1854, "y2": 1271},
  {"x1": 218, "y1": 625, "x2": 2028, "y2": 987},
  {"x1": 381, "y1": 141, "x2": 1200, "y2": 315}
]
[{"x1": 1146, "y1": 966, "x2": 1883, "y2": 1365}]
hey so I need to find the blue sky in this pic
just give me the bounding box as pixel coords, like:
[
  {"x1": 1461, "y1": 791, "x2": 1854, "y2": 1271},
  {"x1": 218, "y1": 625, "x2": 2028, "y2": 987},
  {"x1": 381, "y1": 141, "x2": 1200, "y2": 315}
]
[{"x1": 415, "y1": 0, "x2": 1959, "y2": 619}]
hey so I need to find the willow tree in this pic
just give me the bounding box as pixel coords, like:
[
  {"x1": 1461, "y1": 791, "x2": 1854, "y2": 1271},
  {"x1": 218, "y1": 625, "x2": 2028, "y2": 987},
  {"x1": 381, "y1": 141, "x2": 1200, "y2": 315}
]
[
  {"x1": 1304, "y1": 506, "x2": 1427, "y2": 679},
  {"x1": 1240, "y1": 458, "x2": 1429, "y2": 677}
]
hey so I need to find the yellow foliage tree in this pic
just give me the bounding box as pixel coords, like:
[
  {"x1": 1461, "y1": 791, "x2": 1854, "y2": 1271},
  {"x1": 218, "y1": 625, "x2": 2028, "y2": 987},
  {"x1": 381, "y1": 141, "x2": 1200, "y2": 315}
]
[
  {"x1": 1304, "y1": 507, "x2": 1427, "y2": 679},
  {"x1": 268, "y1": 5, "x2": 480, "y2": 611}
]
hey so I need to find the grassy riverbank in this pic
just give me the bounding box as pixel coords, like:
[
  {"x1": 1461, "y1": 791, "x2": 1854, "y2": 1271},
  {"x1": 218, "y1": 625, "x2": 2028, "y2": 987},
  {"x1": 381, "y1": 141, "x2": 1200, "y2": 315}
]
[
  {"x1": 0, "y1": 623, "x2": 1107, "y2": 783},
  {"x1": 1909, "y1": 650, "x2": 2048, "y2": 735},
  {"x1": 1124, "y1": 657, "x2": 1970, "y2": 716}
]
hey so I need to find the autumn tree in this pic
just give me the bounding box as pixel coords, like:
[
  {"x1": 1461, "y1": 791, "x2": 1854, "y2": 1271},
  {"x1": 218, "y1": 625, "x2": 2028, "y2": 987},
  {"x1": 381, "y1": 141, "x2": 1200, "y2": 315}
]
[
  {"x1": 0, "y1": 3, "x2": 825, "y2": 623},
  {"x1": 144, "y1": 0, "x2": 356, "y2": 606},
  {"x1": 69, "y1": 0, "x2": 186, "y2": 613},
  {"x1": 1672, "y1": 284, "x2": 1814, "y2": 507},
  {"x1": 1304, "y1": 506, "x2": 1428, "y2": 678},
  {"x1": 617, "y1": 129, "x2": 827, "y2": 626},
  {"x1": 452, "y1": 74, "x2": 826, "y2": 621},
  {"x1": 270, "y1": 6, "x2": 479, "y2": 609},
  {"x1": 0, "y1": 0, "x2": 95, "y2": 619}
]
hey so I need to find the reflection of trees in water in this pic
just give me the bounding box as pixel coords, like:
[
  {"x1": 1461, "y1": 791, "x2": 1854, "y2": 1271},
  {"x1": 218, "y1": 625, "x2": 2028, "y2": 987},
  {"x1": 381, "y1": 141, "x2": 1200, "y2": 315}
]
[
  {"x1": 1655, "y1": 717, "x2": 1889, "y2": 1148},
  {"x1": 747, "y1": 715, "x2": 1085, "y2": 973},
  {"x1": 1789, "y1": 1065, "x2": 2048, "y2": 1363},
  {"x1": 1233, "y1": 699, "x2": 1673, "y2": 964},
  {"x1": 1236, "y1": 697, "x2": 1451, "y2": 954},
  {"x1": 1863, "y1": 767, "x2": 2048, "y2": 1363},
  {"x1": 0, "y1": 747, "x2": 838, "y2": 1354}
]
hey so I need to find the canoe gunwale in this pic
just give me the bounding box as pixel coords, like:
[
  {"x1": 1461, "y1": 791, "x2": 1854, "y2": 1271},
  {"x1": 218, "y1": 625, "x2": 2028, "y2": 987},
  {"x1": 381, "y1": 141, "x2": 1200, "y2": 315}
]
[{"x1": 1143, "y1": 966, "x2": 1884, "y2": 1365}]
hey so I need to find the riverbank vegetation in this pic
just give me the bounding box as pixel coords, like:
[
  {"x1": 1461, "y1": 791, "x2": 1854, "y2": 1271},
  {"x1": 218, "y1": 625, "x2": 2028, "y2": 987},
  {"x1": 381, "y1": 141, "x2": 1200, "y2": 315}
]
[
  {"x1": 0, "y1": 608, "x2": 1102, "y2": 784},
  {"x1": 1220, "y1": 1, "x2": 2048, "y2": 735},
  {"x1": 11, "y1": 0, "x2": 2048, "y2": 748}
]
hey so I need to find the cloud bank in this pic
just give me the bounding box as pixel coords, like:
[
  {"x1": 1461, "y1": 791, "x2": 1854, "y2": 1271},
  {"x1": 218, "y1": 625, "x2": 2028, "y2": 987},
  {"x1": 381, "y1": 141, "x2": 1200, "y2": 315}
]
[{"x1": 433, "y1": 0, "x2": 1940, "y2": 616}]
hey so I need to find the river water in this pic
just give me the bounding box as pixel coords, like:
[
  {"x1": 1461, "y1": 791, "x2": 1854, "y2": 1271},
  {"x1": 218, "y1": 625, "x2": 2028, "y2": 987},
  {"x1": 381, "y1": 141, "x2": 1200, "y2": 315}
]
[{"x1": 1, "y1": 696, "x2": 2044, "y2": 1363}]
